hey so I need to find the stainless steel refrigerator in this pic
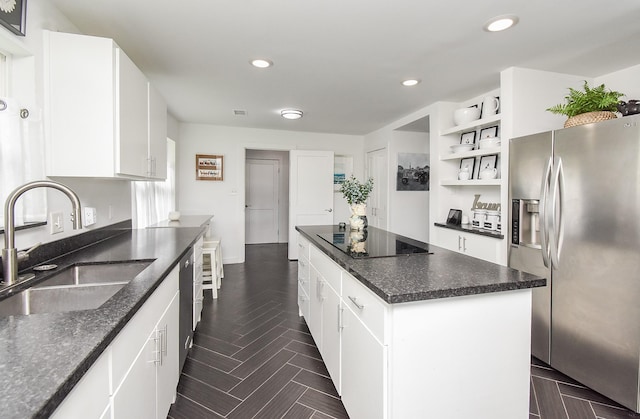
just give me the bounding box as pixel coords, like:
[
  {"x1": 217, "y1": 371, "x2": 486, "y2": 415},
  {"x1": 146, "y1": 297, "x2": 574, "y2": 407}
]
[{"x1": 509, "y1": 114, "x2": 640, "y2": 412}]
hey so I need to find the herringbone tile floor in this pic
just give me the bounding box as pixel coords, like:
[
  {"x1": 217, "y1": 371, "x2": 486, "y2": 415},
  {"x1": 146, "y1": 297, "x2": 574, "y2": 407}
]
[
  {"x1": 168, "y1": 243, "x2": 640, "y2": 419},
  {"x1": 168, "y1": 243, "x2": 349, "y2": 419},
  {"x1": 530, "y1": 357, "x2": 640, "y2": 419}
]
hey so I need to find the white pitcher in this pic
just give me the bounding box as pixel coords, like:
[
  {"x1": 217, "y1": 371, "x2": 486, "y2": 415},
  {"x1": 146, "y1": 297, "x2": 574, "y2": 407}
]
[{"x1": 482, "y1": 96, "x2": 500, "y2": 117}]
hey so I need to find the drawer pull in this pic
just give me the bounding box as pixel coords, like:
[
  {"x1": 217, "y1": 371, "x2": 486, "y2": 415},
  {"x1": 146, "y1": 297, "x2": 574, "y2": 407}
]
[{"x1": 348, "y1": 295, "x2": 364, "y2": 310}]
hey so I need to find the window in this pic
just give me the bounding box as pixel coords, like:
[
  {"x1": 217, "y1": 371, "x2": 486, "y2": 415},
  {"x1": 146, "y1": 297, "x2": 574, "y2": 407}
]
[{"x1": 0, "y1": 49, "x2": 47, "y2": 229}]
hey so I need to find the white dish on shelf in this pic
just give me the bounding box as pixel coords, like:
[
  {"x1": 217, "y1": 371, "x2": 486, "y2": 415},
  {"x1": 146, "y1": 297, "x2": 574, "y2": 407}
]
[
  {"x1": 478, "y1": 137, "x2": 501, "y2": 149},
  {"x1": 450, "y1": 144, "x2": 475, "y2": 153},
  {"x1": 453, "y1": 107, "x2": 481, "y2": 125}
]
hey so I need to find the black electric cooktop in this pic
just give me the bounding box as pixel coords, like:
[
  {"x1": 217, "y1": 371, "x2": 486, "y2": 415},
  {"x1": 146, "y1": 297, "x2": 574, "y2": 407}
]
[{"x1": 317, "y1": 228, "x2": 431, "y2": 259}]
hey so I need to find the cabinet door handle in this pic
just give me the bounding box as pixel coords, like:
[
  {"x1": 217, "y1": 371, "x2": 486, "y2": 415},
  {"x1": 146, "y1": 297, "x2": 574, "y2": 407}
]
[
  {"x1": 457, "y1": 235, "x2": 462, "y2": 251},
  {"x1": 462, "y1": 237, "x2": 467, "y2": 252},
  {"x1": 338, "y1": 303, "x2": 344, "y2": 330},
  {"x1": 150, "y1": 333, "x2": 161, "y2": 365},
  {"x1": 348, "y1": 295, "x2": 365, "y2": 310}
]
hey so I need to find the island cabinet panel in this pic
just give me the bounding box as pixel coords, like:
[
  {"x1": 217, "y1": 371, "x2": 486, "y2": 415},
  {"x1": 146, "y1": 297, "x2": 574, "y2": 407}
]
[
  {"x1": 434, "y1": 227, "x2": 501, "y2": 262},
  {"x1": 321, "y1": 282, "x2": 342, "y2": 391},
  {"x1": 308, "y1": 265, "x2": 324, "y2": 344},
  {"x1": 308, "y1": 251, "x2": 342, "y2": 392},
  {"x1": 341, "y1": 302, "x2": 387, "y2": 419},
  {"x1": 298, "y1": 234, "x2": 534, "y2": 419}
]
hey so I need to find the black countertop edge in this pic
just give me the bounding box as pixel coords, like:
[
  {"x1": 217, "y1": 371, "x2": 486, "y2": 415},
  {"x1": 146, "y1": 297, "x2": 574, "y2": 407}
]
[
  {"x1": 385, "y1": 279, "x2": 547, "y2": 304},
  {"x1": 434, "y1": 222, "x2": 504, "y2": 239},
  {"x1": 296, "y1": 225, "x2": 544, "y2": 305}
]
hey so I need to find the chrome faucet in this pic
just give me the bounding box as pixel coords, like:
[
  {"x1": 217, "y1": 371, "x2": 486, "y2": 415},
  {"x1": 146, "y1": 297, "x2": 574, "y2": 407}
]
[{"x1": 2, "y1": 180, "x2": 82, "y2": 285}]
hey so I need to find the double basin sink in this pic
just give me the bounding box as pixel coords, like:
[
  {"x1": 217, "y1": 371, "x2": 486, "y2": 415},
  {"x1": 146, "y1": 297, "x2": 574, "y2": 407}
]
[{"x1": 0, "y1": 261, "x2": 152, "y2": 317}]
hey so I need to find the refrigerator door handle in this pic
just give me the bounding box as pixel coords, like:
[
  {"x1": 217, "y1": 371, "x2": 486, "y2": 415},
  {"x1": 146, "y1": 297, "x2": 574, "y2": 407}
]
[
  {"x1": 539, "y1": 156, "x2": 553, "y2": 268},
  {"x1": 550, "y1": 157, "x2": 565, "y2": 268}
]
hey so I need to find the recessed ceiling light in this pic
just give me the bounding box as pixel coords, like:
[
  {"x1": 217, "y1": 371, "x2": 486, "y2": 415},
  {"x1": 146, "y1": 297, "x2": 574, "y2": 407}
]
[
  {"x1": 483, "y1": 15, "x2": 519, "y2": 32},
  {"x1": 281, "y1": 109, "x2": 303, "y2": 120},
  {"x1": 251, "y1": 59, "x2": 273, "y2": 68},
  {"x1": 402, "y1": 79, "x2": 421, "y2": 87}
]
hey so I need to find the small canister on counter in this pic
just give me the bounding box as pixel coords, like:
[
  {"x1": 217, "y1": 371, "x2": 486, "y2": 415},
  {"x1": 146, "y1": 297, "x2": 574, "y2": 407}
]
[
  {"x1": 484, "y1": 210, "x2": 500, "y2": 231},
  {"x1": 472, "y1": 209, "x2": 487, "y2": 229}
]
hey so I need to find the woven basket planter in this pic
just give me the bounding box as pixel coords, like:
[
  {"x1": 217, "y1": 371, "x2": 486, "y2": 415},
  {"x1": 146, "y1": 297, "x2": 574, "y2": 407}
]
[{"x1": 564, "y1": 111, "x2": 617, "y2": 128}]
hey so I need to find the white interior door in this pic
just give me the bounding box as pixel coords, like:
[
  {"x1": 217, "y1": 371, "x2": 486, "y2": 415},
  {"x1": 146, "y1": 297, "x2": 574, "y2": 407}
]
[
  {"x1": 367, "y1": 148, "x2": 388, "y2": 229},
  {"x1": 246, "y1": 159, "x2": 279, "y2": 244},
  {"x1": 288, "y1": 150, "x2": 334, "y2": 259}
]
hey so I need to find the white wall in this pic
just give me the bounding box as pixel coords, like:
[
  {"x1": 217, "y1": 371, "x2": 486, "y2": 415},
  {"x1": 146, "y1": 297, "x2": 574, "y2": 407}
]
[
  {"x1": 388, "y1": 130, "x2": 430, "y2": 242},
  {"x1": 176, "y1": 123, "x2": 364, "y2": 263},
  {"x1": 245, "y1": 149, "x2": 289, "y2": 243},
  {"x1": 595, "y1": 63, "x2": 640, "y2": 100},
  {"x1": 1, "y1": 2, "x2": 134, "y2": 251}
]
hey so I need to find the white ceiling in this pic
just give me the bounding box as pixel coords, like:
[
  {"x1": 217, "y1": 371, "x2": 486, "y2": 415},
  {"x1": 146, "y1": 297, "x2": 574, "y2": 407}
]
[{"x1": 49, "y1": 0, "x2": 640, "y2": 135}]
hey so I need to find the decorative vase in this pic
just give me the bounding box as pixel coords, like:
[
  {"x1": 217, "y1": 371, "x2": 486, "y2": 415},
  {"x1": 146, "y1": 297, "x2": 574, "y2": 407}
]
[
  {"x1": 347, "y1": 229, "x2": 368, "y2": 256},
  {"x1": 349, "y1": 203, "x2": 368, "y2": 231}
]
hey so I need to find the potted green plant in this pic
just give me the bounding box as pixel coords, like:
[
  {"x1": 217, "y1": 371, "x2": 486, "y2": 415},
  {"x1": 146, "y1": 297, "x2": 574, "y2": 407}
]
[
  {"x1": 547, "y1": 81, "x2": 624, "y2": 128},
  {"x1": 339, "y1": 175, "x2": 373, "y2": 230}
]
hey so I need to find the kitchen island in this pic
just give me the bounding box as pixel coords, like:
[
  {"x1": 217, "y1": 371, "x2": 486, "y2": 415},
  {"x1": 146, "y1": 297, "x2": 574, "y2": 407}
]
[
  {"x1": 296, "y1": 225, "x2": 544, "y2": 419},
  {"x1": 0, "y1": 225, "x2": 206, "y2": 418}
]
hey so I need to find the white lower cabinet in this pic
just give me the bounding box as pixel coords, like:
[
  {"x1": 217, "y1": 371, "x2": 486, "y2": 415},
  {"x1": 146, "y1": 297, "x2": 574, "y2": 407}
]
[
  {"x1": 52, "y1": 265, "x2": 180, "y2": 419},
  {"x1": 50, "y1": 350, "x2": 110, "y2": 419},
  {"x1": 340, "y1": 303, "x2": 386, "y2": 419},
  {"x1": 320, "y1": 282, "x2": 341, "y2": 391},
  {"x1": 435, "y1": 227, "x2": 500, "y2": 262}
]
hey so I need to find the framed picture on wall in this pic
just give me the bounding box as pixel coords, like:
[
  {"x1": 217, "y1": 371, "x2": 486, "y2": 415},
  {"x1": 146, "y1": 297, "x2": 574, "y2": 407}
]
[
  {"x1": 334, "y1": 155, "x2": 353, "y2": 191},
  {"x1": 460, "y1": 131, "x2": 477, "y2": 145},
  {"x1": 0, "y1": 0, "x2": 26, "y2": 36},
  {"x1": 479, "y1": 125, "x2": 499, "y2": 139},
  {"x1": 196, "y1": 154, "x2": 223, "y2": 181}
]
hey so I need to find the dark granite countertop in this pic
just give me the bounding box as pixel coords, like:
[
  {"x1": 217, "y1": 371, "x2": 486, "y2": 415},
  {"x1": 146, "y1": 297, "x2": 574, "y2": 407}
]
[
  {"x1": 0, "y1": 227, "x2": 205, "y2": 418},
  {"x1": 296, "y1": 225, "x2": 545, "y2": 304},
  {"x1": 148, "y1": 214, "x2": 213, "y2": 229}
]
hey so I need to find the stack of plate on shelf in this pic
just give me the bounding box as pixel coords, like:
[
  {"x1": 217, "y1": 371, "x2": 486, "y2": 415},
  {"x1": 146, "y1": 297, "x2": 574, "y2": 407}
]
[{"x1": 478, "y1": 137, "x2": 501, "y2": 149}]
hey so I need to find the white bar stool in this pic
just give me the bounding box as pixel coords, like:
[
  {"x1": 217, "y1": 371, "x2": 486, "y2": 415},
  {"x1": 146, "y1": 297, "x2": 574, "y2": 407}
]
[{"x1": 202, "y1": 238, "x2": 223, "y2": 298}]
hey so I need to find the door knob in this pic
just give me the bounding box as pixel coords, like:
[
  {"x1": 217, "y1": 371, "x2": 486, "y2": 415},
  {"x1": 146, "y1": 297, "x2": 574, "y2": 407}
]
[{"x1": 325, "y1": 208, "x2": 333, "y2": 212}]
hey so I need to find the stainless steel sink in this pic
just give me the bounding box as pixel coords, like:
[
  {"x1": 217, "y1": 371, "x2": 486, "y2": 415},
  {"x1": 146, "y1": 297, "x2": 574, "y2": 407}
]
[{"x1": 0, "y1": 261, "x2": 152, "y2": 316}]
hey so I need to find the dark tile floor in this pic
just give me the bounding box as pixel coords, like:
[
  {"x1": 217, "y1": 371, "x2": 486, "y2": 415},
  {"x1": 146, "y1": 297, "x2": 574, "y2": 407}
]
[
  {"x1": 530, "y1": 357, "x2": 640, "y2": 419},
  {"x1": 169, "y1": 243, "x2": 640, "y2": 419},
  {"x1": 168, "y1": 243, "x2": 348, "y2": 419}
]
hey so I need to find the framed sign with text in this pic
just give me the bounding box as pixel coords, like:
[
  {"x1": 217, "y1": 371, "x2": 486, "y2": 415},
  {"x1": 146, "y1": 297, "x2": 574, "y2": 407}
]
[{"x1": 196, "y1": 154, "x2": 223, "y2": 181}]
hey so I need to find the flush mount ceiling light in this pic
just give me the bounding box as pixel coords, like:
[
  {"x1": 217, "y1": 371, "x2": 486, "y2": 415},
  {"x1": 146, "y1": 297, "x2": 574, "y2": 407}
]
[
  {"x1": 281, "y1": 109, "x2": 303, "y2": 120},
  {"x1": 402, "y1": 79, "x2": 421, "y2": 87},
  {"x1": 483, "y1": 14, "x2": 519, "y2": 32},
  {"x1": 251, "y1": 59, "x2": 273, "y2": 68}
]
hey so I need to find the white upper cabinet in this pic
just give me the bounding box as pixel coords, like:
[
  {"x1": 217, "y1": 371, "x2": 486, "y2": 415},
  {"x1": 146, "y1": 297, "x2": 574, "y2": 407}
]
[
  {"x1": 44, "y1": 31, "x2": 167, "y2": 180},
  {"x1": 148, "y1": 83, "x2": 168, "y2": 179}
]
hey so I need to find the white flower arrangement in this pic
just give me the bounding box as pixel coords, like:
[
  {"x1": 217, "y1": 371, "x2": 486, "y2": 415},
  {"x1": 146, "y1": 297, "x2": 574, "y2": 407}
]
[{"x1": 339, "y1": 175, "x2": 374, "y2": 206}]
